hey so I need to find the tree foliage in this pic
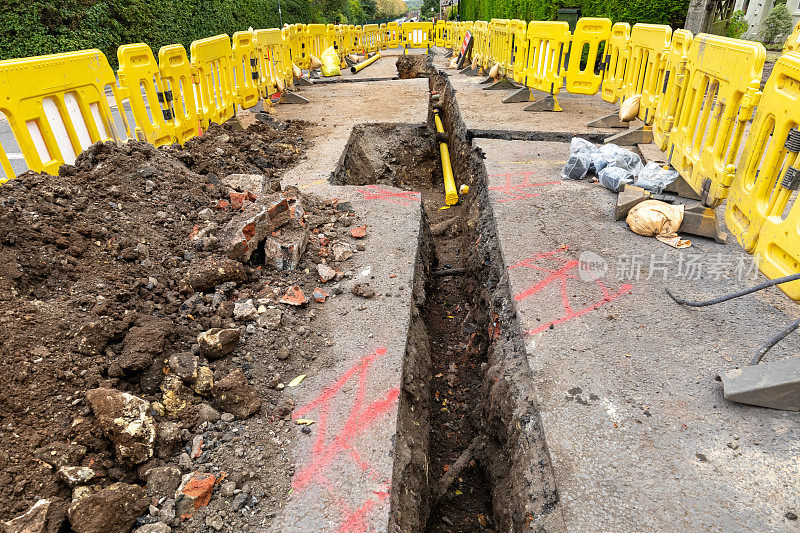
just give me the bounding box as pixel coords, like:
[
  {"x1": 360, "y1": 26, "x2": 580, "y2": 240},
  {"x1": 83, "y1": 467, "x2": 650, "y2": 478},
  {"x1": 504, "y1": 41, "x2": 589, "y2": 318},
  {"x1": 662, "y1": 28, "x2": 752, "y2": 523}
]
[
  {"x1": 761, "y1": 3, "x2": 793, "y2": 43},
  {"x1": 726, "y1": 9, "x2": 748, "y2": 39},
  {"x1": 459, "y1": 0, "x2": 691, "y2": 28}
]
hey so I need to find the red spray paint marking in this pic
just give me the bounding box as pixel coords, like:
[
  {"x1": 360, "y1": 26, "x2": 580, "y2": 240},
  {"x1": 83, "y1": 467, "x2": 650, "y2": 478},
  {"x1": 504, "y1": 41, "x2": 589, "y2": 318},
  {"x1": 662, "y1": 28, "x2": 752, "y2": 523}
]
[
  {"x1": 510, "y1": 247, "x2": 632, "y2": 334},
  {"x1": 487, "y1": 171, "x2": 560, "y2": 203},
  {"x1": 291, "y1": 347, "x2": 399, "y2": 531},
  {"x1": 357, "y1": 185, "x2": 421, "y2": 206}
]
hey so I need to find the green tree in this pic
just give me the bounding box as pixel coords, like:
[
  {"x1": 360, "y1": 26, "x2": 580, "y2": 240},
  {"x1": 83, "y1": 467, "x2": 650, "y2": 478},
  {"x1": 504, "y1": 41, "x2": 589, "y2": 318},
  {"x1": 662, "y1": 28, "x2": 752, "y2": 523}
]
[
  {"x1": 362, "y1": 0, "x2": 378, "y2": 20},
  {"x1": 346, "y1": 0, "x2": 365, "y2": 24},
  {"x1": 420, "y1": 0, "x2": 438, "y2": 19},
  {"x1": 761, "y1": 3, "x2": 793, "y2": 43},
  {"x1": 726, "y1": 10, "x2": 748, "y2": 38}
]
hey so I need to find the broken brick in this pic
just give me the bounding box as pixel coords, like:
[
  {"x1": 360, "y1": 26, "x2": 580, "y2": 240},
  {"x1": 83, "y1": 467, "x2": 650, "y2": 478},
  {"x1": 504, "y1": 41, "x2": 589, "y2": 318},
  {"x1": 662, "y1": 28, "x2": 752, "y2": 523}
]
[
  {"x1": 351, "y1": 225, "x2": 367, "y2": 238},
  {"x1": 176, "y1": 472, "x2": 216, "y2": 517},
  {"x1": 312, "y1": 288, "x2": 329, "y2": 303},
  {"x1": 279, "y1": 286, "x2": 307, "y2": 306}
]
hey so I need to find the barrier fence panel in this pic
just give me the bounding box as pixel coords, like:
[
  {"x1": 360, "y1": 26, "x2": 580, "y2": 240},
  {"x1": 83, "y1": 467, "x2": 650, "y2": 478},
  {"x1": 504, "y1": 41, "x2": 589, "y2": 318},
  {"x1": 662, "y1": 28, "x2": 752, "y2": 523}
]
[
  {"x1": 667, "y1": 34, "x2": 765, "y2": 208},
  {"x1": 510, "y1": 19, "x2": 529, "y2": 84},
  {"x1": 565, "y1": 17, "x2": 611, "y2": 95},
  {"x1": 620, "y1": 23, "x2": 672, "y2": 124},
  {"x1": 0, "y1": 50, "x2": 126, "y2": 176},
  {"x1": 363, "y1": 24, "x2": 380, "y2": 53},
  {"x1": 306, "y1": 24, "x2": 327, "y2": 60},
  {"x1": 435, "y1": 20, "x2": 446, "y2": 47},
  {"x1": 445, "y1": 21, "x2": 456, "y2": 49},
  {"x1": 158, "y1": 45, "x2": 200, "y2": 144},
  {"x1": 117, "y1": 43, "x2": 175, "y2": 146},
  {"x1": 784, "y1": 21, "x2": 800, "y2": 53},
  {"x1": 601, "y1": 22, "x2": 631, "y2": 103},
  {"x1": 472, "y1": 21, "x2": 489, "y2": 68},
  {"x1": 387, "y1": 22, "x2": 400, "y2": 48},
  {"x1": 379, "y1": 23, "x2": 387, "y2": 50},
  {"x1": 254, "y1": 29, "x2": 285, "y2": 97},
  {"x1": 726, "y1": 51, "x2": 800, "y2": 263},
  {"x1": 524, "y1": 21, "x2": 570, "y2": 97},
  {"x1": 231, "y1": 31, "x2": 261, "y2": 109},
  {"x1": 287, "y1": 24, "x2": 305, "y2": 69},
  {"x1": 489, "y1": 19, "x2": 514, "y2": 78},
  {"x1": 190, "y1": 34, "x2": 237, "y2": 131},
  {"x1": 652, "y1": 29, "x2": 693, "y2": 151},
  {"x1": 402, "y1": 22, "x2": 433, "y2": 52}
]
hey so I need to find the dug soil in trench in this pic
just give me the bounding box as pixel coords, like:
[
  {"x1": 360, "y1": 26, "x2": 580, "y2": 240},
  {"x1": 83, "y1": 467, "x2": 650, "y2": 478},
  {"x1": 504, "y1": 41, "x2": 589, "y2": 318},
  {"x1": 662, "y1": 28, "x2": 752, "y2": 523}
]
[{"x1": 333, "y1": 122, "x2": 495, "y2": 531}]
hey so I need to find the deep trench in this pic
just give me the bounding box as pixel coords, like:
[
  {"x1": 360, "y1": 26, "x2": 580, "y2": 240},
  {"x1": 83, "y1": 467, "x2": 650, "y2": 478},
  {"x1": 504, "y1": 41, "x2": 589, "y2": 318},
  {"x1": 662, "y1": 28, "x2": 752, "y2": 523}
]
[{"x1": 332, "y1": 67, "x2": 563, "y2": 532}]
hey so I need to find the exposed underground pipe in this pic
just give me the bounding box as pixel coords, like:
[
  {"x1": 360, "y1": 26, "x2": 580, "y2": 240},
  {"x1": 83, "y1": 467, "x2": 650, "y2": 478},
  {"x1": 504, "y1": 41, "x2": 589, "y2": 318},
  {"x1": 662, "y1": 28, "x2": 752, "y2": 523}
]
[
  {"x1": 433, "y1": 108, "x2": 458, "y2": 206},
  {"x1": 350, "y1": 52, "x2": 381, "y2": 74}
]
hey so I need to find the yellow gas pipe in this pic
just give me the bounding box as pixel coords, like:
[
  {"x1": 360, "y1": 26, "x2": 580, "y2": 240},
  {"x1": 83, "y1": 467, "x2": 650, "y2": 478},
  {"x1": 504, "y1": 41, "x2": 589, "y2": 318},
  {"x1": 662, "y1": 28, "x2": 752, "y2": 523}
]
[
  {"x1": 350, "y1": 52, "x2": 381, "y2": 73},
  {"x1": 434, "y1": 109, "x2": 458, "y2": 206}
]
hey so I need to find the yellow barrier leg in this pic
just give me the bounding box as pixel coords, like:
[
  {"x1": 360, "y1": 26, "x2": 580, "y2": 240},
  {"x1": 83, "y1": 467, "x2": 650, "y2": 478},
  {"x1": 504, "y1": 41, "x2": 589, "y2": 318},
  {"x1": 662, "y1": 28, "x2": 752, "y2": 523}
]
[{"x1": 434, "y1": 110, "x2": 458, "y2": 206}]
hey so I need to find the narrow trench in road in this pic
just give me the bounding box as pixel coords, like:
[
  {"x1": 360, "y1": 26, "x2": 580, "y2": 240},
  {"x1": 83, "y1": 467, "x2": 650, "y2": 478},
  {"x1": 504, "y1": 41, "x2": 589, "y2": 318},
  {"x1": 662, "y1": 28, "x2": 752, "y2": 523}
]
[
  {"x1": 332, "y1": 120, "x2": 495, "y2": 531},
  {"x1": 419, "y1": 168, "x2": 495, "y2": 532}
]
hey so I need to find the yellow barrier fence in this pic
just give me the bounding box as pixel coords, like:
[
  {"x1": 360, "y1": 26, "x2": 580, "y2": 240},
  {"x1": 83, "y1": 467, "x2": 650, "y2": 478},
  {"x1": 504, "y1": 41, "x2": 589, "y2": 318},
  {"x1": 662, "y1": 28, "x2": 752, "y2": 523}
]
[
  {"x1": 510, "y1": 19, "x2": 528, "y2": 84},
  {"x1": 621, "y1": 24, "x2": 672, "y2": 124},
  {"x1": 725, "y1": 51, "x2": 800, "y2": 299},
  {"x1": 402, "y1": 22, "x2": 433, "y2": 53},
  {"x1": 489, "y1": 19, "x2": 514, "y2": 78},
  {"x1": 363, "y1": 24, "x2": 381, "y2": 54},
  {"x1": 435, "y1": 20, "x2": 446, "y2": 48},
  {"x1": 600, "y1": 22, "x2": 631, "y2": 103},
  {"x1": 564, "y1": 17, "x2": 611, "y2": 95},
  {"x1": 523, "y1": 21, "x2": 570, "y2": 101},
  {"x1": 667, "y1": 34, "x2": 765, "y2": 208},
  {"x1": 117, "y1": 43, "x2": 175, "y2": 146},
  {"x1": 472, "y1": 21, "x2": 490, "y2": 69},
  {"x1": 652, "y1": 29, "x2": 693, "y2": 151},
  {"x1": 0, "y1": 50, "x2": 126, "y2": 176},
  {"x1": 387, "y1": 22, "x2": 400, "y2": 48},
  {"x1": 190, "y1": 34, "x2": 237, "y2": 131},
  {"x1": 158, "y1": 45, "x2": 201, "y2": 144},
  {"x1": 232, "y1": 31, "x2": 261, "y2": 109},
  {"x1": 727, "y1": 51, "x2": 800, "y2": 253}
]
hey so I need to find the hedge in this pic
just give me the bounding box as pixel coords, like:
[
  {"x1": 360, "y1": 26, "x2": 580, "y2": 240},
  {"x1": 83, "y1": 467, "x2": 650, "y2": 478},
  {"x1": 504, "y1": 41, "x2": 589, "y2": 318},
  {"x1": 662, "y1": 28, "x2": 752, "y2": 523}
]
[
  {"x1": 0, "y1": 0, "x2": 313, "y2": 67},
  {"x1": 458, "y1": 0, "x2": 690, "y2": 28}
]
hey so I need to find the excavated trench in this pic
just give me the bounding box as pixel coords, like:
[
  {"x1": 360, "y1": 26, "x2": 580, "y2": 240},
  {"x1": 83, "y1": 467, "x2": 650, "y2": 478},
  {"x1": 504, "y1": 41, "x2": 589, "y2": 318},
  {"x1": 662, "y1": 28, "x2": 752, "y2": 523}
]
[{"x1": 332, "y1": 69, "x2": 562, "y2": 532}]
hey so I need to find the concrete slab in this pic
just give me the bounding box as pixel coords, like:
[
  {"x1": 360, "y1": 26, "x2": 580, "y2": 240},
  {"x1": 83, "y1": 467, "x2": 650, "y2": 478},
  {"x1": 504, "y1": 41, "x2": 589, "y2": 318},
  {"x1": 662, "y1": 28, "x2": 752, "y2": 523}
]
[
  {"x1": 449, "y1": 75, "x2": 624, "y2": 136},
  {"x1": 477, "y1": 137, "x2": 800, "y2": 531},
  {"x1": 262, "y1": 78, "x2": 427, "y2": 532}
]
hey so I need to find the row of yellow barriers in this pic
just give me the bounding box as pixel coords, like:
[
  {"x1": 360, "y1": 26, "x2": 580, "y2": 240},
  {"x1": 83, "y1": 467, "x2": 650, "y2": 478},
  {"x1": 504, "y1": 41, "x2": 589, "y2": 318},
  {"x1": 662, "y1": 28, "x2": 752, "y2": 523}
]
[
  {"x1": 445, "y1": 17, "x2": 799, "y2": 300},
  {"x1": 0, "y1": 21, "x2": 439, "y2": 183}
]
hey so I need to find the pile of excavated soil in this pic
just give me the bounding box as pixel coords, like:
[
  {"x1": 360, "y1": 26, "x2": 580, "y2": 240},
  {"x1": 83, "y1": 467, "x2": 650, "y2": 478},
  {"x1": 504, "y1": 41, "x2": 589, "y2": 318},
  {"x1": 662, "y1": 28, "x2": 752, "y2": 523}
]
[{"x1": 0, "y1": 118, "x2": 369, "y2": 532}]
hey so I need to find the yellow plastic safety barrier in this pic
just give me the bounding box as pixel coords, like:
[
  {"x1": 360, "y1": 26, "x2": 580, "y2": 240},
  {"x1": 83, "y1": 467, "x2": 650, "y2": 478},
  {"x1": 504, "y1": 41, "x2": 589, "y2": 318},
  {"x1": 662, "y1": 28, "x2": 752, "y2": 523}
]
[
  {"x1": 524, "y1": 21, "x2": 570, "y2": 100},
  {"x1": 402, "y1": 22, "x2": 433, "y2": 53},
  {"x1": 472, "y1": 21, "x2": 489, "y2": 68},
  {"x1": 254, "y1": 28, "x2": 288, "y2": 97},
  {"x1": 306, "y1": 24, "x2": 328, "y2": 61},
  {"x1": 726, "y1": 51, "x2": 800, "y2": 259},
  {"x1": 363, "y1": 24, "x2": 381, "y2": 54},
  {"x1": 117, "y1": 43, "x2": 175, "y2": 146},
  {"x1": 232, "y1": 31, "x2": 261, "y2": 109},
  {"x1": 444, "y1": 21, "x2": 456, "y2": 50},
  {"x1": 489, "y1": 19, "x2": 514, "y2": 78},
  {"x1": 287, "y1": 24, "x2": 306, "y2": 69},
  {"x1": 435, "y1": 20, "x2": 446, "y2": 47},
  {"x1": 652, "y1": 29, "x2": 693, "y2": 151},
  {"x1": 667, "y1": 34, "x2": 765, "y2": 208},
  {"x1": 600, "y1": 22, "x2": 631, "y2": 103},
  {"x1": 784, "y1": 21, "x2": 800, "y2": 53},
  {"x1": 190, "y1": 34, "x2": 237, "y2": 131},
  {"x1": 0, "y1": 49, "x2": 126, "y2": 176},
  {"x1": 510, "y1": 19, "x2": 528, "y2": 84},
  {"x1": 379, "y1": 23, "x2": 387, "y2": 50},
  {"x1": 619, "y1": 24, "x2": 672, "y2": 124},
  {"x1": 158, "y1": 44, "x2": 201, "y2": 144},
  {"x1": 565, "y1": 17, "x2": 612, "y2": 95},
  {"x1": 387, "y1": 22, "x2": 400, "y2": 48}
]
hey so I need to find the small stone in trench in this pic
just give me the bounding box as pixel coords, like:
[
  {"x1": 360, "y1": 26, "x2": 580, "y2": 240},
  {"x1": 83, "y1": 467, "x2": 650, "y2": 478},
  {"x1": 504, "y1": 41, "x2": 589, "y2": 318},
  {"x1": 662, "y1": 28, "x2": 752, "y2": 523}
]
[
  {"x1": 351, "y1": 283, "x2": 376, "y2": 299},
  {"x1": 317, "y1": 263, "x2": 336, "y2": 282}
]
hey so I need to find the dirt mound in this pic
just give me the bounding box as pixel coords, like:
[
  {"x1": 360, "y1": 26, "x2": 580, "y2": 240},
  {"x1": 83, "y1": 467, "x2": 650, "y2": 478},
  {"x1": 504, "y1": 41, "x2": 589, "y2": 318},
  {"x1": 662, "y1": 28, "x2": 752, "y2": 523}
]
[{"x1": 0, "y1": 117, "x2": 361, "y2": 529}]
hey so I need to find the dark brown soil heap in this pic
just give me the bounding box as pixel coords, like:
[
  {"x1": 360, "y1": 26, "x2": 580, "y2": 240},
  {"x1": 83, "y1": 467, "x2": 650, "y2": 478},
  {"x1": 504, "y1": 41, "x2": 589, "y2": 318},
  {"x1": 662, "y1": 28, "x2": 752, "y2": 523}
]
[{"x1": 0, "y1": 119, "x2": 322, "y2": 526}]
